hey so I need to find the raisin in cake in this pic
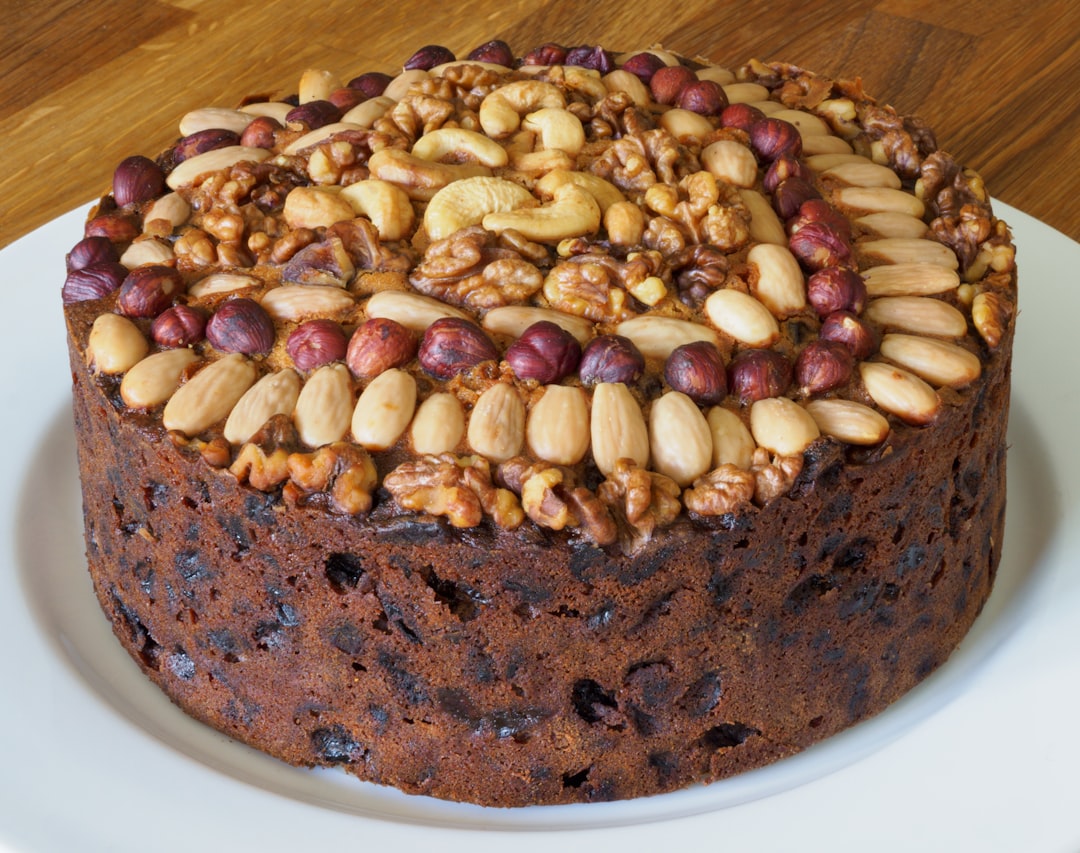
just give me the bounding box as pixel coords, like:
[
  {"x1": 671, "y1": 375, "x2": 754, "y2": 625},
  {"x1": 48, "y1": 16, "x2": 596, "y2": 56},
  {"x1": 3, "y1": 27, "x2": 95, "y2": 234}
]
[{"x1": 62, "y1": 40, "x2": 1017, "y2": 806}]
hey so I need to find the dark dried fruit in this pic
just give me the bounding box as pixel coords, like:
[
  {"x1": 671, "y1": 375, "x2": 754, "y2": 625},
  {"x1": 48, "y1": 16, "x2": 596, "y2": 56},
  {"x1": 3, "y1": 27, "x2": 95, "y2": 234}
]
[
  {"x1": 664, "y1": 341, "x2": 727, "y2": 404},
  {"x1": 206, "y1": 297, "x2": 275, "y2": 355},
  {"x1": 578, "y1": 335, "x2": 644, "y2": 386},
  {"x1": 347, "y1": 71, "x2": 393, "y2": 98},
  {"x1": 404, "y1": 44, "x2": 455, "y2": 71},
  {"x1": 285, "y1": 100, "x2": 342, "y2": 130},
  {"x1": 113, "y1": 155, "x2": 165, "y2": 207},
  {"x1": 117, "y1": 265, "x2": 185, "y2": 317},
  {"x1": 806, "y1": 267, "x2": 867, "y2": 316},
  {"x1": 417, "y1": 317, "x2": 497, "y2": 379},
  {"x1": 346, "y1": 317, "x2": 417, "y2": 378},
  {"x1": 172, "y1": 128, "x2": 240, "y2": 163},
  {"x1": 467, "y1": 39, "x2": 514, "y2": 66},
  {"x1": 795, "y1": 339, "x2": 854, "y2": 393},
  {"x1": 727, "y1": 349, "x2": 793, "y2": 403},
  {"x1": 676, "y1": 80, "x2": 728, "y2": 116},
  {"x1": 151, "y1": 304, "x2": 207, "y2": 348},
  {"x1": 61, "y1": 261, "x2": 127, "y2": 304},
  {"x1": 819, "y1": 310, "x2": 877, "y2": 359},
  {"x1": 505, "y1": 321, "x2": 581, "y2": 384},
  {"x1": 288, "y1": 319, "x2": 348, "y2": 371},
  {"x1": 66, "y1": 236, "x2": 120, "y2": 272},
  {"x1": 749, "y1": 118, "x2": 803, "y2": 162}
]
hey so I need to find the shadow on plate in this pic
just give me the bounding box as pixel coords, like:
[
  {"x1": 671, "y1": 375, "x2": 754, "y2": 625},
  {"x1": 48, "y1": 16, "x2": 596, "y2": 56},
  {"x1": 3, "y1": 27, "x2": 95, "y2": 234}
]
[{"x1": 14, "y1": 399, "x2": 1062, "y2": 831}]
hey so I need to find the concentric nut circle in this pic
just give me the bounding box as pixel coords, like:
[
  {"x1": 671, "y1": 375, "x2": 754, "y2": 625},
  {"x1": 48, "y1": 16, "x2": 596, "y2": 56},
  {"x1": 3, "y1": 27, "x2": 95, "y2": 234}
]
[
  {"x1": 418, "y1": 317, "x2": 498, "y2": 379},
  {"x1": 206, "y1": 297, "x2": 276, "y2": 355},
  {"x1": 117, "y1": 265, "x2": 185, "y2": 318}
]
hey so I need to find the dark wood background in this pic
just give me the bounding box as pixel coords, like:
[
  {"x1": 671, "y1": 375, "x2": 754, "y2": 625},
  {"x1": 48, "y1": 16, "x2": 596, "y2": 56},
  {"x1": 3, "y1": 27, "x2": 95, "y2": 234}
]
[{"x1": 3, "y1": 0, "x2": 1078, "y2": 248}]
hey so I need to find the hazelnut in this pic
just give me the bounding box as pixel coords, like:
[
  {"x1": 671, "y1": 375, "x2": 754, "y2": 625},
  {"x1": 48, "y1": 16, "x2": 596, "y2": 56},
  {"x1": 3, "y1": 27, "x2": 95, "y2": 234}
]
[
  {"x1": 288, "y1": 319, "x2": 349, "y2": 371},
  {"x1": 206, "y1": 297, "x2": 276, "y2": 355},
  {"x1": 112, "y1": 155, "x2": 165, "y2": 207},
  {"x1": 619, "y1": 51, "x2": 667, "y2": 84},
  {"x1": 239, "y1": 115, "x2": 282, "y2": 149},
  {"x1": 404, "y1": 44, "x2": 455, "y2": 70},
  {"x1": 346, "y1": 317, "x2": 417, "y2": 378},
  {"x1": 650, "y1": 65, "x2": 697, "y2": 105},
  {"x1": 84, "y1": 211, "x2": 140, "y2": 244},
  {"x1": 520, "y1": 42, "x2": 567, "y2": 66},
  {"x1": 795, "y1": 339, "x2": 854, "y2": 394},
  {"x1": 578, "y1": 335, "x2": 645, "y2": 386},
  {"x1": 676, "y1": 80, "x2": 728, "y2": 116},
  {"x1": 117, "y1": 265, "x2": 185, "y2": 318},
  {"x1": 806, "y1": 267, "x2": 867, "y2": 316},
  {"x1": 61, "y1": 261, "x2": 127, "y2": 304},
  {"x1": 749, "y1": 118, "x2": 803, "y2": 162},
  {"x1": 172, "y1": 128, "x2": 240, "y2": 164},
  {"x1": 347, "y1": 71, "x2": 392, "y2": 97},
  {"x1": 664, "y1": 341, "x2": 727, "y2": 405},
  {"x1": 788, "y1": 199, "x2": 854, "y2": 243},
  {"x1": 727, "y1": 349, "x2": 793, "y2": 403},
  {"x1": 819, "y1": 310, "x2": 877, "y2": 359},
  {"x1": 66, "y1": 236, "x2": 119, "y2": 272},
  {"x1": 467, "y1": 39, "x2": 514, "y2": 67},
  {"x1": 418, "y1": 317, "x2": 498, "y2": 380},
  {"x1": 151, "y1": 304, "x2": 207, "y2": 348},
  {"x1": 788, "y1": 221, "x2": 853, "y2": 271},
  {"x1": 763, "y1": 155, "x2": 810, "y2": 194},
  {"x1": 771, "y1": 177, "x2": 821, "y2": 221},
  {"x1": 720, "y1": 102, "x2": 765, "y2": 131},
  {"x1": 327, "y1": 87, "x2": 366, "y2": 111},
  {"x1": 565, "y1": 45, "x2": 615, "y2": 73},
  {"x1": 505, "y1": 321, "x2": 582, "y2": 384},
  {"x1": 284, "y1": 100, "x2": 342, "y2": 130}
]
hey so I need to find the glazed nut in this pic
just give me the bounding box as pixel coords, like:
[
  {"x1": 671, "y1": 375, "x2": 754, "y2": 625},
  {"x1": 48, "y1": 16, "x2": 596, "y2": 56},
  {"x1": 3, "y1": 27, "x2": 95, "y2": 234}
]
[
  {"x1": 86, "y1": 313, "x2": 149, "y2": 374},
  {"x1": 727, "y1": 349, "x2": 793, "y2": 403},
  {"x1": 521, "y1": 108, "x2": 586, "y2": 155},
  {"x1": 658, "y1": 108, "x2": 715, "y2": 144},
  {"x1": 224, "y1": 369, "x2": 301, "y2": 445},
  {"x1": 806, "y1": 267, "x2": 867, "y2": 316},
  {"x1": 178, "y1": 107, "x2": 256, "y2": 137},
  {"x1": 578, "y1": 334, "x2": 645, "y2": 386},
  {"x1": 151, "y1": 304, "x2": 207, "y2": 348},
  {"x1": 119, "y1": 348, "x2": 199, "y2": 408},
  {"x1": 614, "y1": 315, "x2": 721, "y2": 361},
  {"x1": 467, "y1": 382, "x2": 526, "y2": 463},
  {"x1": 367, "y1": 148, "x2": 492, "y2": 202},
  {"x1": 119, "y1": 238, "x2": 175, "y2": 269},
  {"x1": 701, "y1": 140, "x2": 759, "y2": 188},
  {"x1": 260, "y1": 284, "x2": 356, "y2": 322},
  {"x1": 172, "y1": 128, "x2": 241, "y2": 163},
  {"x1": 704, "y1": 288, "x2": 780, "y2": 347},
  {"x1": 749, "y1": 397, "x2": 820, "y2": 456},
  {"x1": 284, "y1": 99, "x2": 343, "y2": 129},
  {"x1": 165, "y1": 146, "x2": 272, "y2": 190},
  {"x1": 649, "y1": 391, "x2": 714, "y2": 487},
  {"x1": 805, "y1": 398, "x2": 890, "y2": 446},
  {"x1": 404, "y1": 43, "x2": 455, "y2": 70},
  {"x1": 351, "y1": 367, "x2": 417, "y2": 450},
  {"x1": 527, "y1": 385, "x2": 591, "y2": 465},
  {"x1": 506, "y1": 321, "x2": 582, "y2": 384},
  {"x1": 143, "y1": 192, "x2": 192, "y2": 232},
  {"x1": 795, "y1": 339, "x2": 854, "y2": 393},
  {"x1": 411, "y1": 392, "x2": 465, "y2": 455},
  {"x1": 418, "y1": 317, "x2": 498, "y2": 379},
  {"x1": 649, "y1": 65, "x2": 696, "y2": 105},
  {"x1": 676, "y1": 79, "x2": 728, "y2": 115},
  {"x1": 763, "y1": 155, "x2": 810, "y2": 194},
  {"x1": 364, "y1": 289, "x2": 469, "y2": 331},
  {"x1": 855, "y1": 212, "x2": 928, "y2": 239},
  {"x1": 664, "y1": 340, "x2": 727, "y2": 405},
  {"x1": 521, "y1": 42, "x2": 568, "y2": 66},
  {"x1": 859, "y1": 361, "x2": 940, "y2": 425},
  {"x1": 282, "y1": 186, "x2": 356, "y2": 230},
  {"x1": 602, "y1": 68, "x2": 652, "y2": 108},
  {"x1": 347, "y1": 70, "x2": 393, "y2": 97},
  {"x1": 706, "y1": 406, "x2": 756, "y2": 470},
  {"x1": 972, "y1": 291, "x2": 1008, "y2": 348},
  {"x1": 163, "y1": 353, "x2": 257, "y2": 436},
  {"x1": 862, "y1": 262, "x2": 961, "y2": 297},
  {"x1": 287, "y1": 319, "x2": 349, "y2": 372},
  {"x1": 188, "y1": 272, "x2": 260, "y2": 299},
  {"x1": 299, "y1": 68, "x2": 340, "y2": 103},
  {"x1": 789, "y1": 199, "x2": 854, "y2": 242},
  {"x1": 722, "y1": 82, "x2": 770, "y2": 104},
  {"x1": 423, "y1": 176, "x2": 536, "y2": 242},
  {"x1": 345, "y1": 317, "x2": 417, "y2": 378},
  {"x1": 565, "y1": 44, "x2": 615, "y2": 72},
  {"x1": 535, "y1": 169, "x2": 625, "y2": 213},
  {"x1": 117, "y1": 264, "x2": 185, "y2": 318},
  {"x1": 879, "y1": 333, "x2": 982, "y2": 388},
  {"x1": 294, "y1": 362, "x2": 354, "y2": 447},
  {"x1": 749, "y1": 118, "x2": 803, "y2": 162},
  {"x1": 61, "y1": 261, "x2": 127, "y2": 304},
  {"x1": 720, "y1": 102, "x2": 765, "y2": 131},
  {"x1": 819, "y1": 310, "x2": 877, "y2": 359},
  {"x1": 66, "y1": 236, "x2": 119, "y2": 272},
  {"x1": 604, "y1": 200, "x2": 646, "y2": 246},
  {"x1": 747, "y1": 243, "x2": 807, "y2": 317},
  {"x1": 479, "y1": 79, "x2": 566, "y2": 138},
  {"x1": 771, "y1": 177, "x2": 822, "y2": 221},
  {"x1": 482, "y1": 183, "x2": 601, "y2": 243},
  {"x1": 339, "y1": 179, "x2": 415, "y2": 241},
  {"x1": 206, "y1": 297, "x2": 276, "y2": 355},
  {"x1": 858, "y1": 237, "x2": 959, "y2": 270},
  {"x1": 467, "y1": 38, "x2": 514, "y2": 66},
  {"x1": 112, "y1": 155, "x2": 165, "y2": 206},
  {"x1": 824, "y1": 161, "x2": 902, "y2": 189},
  {"x1": 590, "y1": 381, "x2": 650, "y2": 476},
  {"x1": 863, "y1": 296, "x2": 968, "y2": 337}
]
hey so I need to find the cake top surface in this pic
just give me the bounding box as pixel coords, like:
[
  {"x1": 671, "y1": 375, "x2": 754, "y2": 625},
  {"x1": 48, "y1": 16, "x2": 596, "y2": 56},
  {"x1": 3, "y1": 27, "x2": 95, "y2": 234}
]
[{"x1": 61, "y1": 41, "x2": 1017, "y2": 554}]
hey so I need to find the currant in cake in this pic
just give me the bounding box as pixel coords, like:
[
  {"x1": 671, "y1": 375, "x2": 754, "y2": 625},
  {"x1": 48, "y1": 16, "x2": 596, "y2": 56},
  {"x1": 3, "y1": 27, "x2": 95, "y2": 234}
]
[{"x1": 63, "y1": 40, "x2": 1017, "y2": 806}]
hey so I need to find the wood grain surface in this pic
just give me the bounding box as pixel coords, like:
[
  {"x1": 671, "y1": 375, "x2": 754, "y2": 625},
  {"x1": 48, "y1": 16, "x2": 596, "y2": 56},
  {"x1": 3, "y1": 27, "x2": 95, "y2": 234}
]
[{"x1": 2, "y1": 0, "x2": 1078, "y2": 249}]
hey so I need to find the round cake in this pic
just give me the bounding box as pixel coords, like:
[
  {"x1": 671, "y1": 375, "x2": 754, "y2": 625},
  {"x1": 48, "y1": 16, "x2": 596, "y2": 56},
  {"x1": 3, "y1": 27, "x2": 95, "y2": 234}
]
[{"x1": 62, "y1": 40, "x2": 1017, "y2": 807}]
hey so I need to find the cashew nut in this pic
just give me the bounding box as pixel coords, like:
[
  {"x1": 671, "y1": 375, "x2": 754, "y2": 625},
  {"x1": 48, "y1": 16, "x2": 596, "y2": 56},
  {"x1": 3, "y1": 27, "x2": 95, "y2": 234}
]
[
  {"x1": 411, "y1": 127, "x2": 509, "y2": 168},
  {"x1": 520, "y1": 108, "x2": 585, "y2": 156},
  {"x1": 282, "y1": 185, "x2": 356, "y2": 230},
  {"x1": 340, "y1": 179, "x2": 416, "y2": 241},
  {"x1": 367, "y1": 148, "x2": 492, "y2": 201},
  {"x1": 479, "y1": 80, "x2": 565, "y2": 138},
  {"x1": 482, "y1": 182, "x2": 601, "y2": 243},
  {"x1": 423, "y1": 176, "x2": 537, "y2": 241},
  {"x1": 535, "y1": 169, "x2": 625, "y2": 213}
]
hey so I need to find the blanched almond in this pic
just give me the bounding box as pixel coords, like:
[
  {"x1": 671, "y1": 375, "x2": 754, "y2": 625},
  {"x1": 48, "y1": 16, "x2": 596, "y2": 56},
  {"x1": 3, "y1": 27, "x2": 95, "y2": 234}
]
[
  {"x1": 769, "y1": 108, "x2": 830, "y2": 136},
  {"x1": 747, "y1": 243, "x2": 806, "y2": 317},
  {"x1": 120, "y1": 348, "x2": 199, "y2": 408},
  {"x1": 364, "y1": 289, "x2": 469, "y2": 331},
  {"x1": 806, "y1": 153, "x2": 871, "y2": 172},
  {"x1": 879, "y1": 333, "x2": 982, "y2": 388},
  {"x1": 590, "y1": 382, "x2": 649, "y2": 476},
  {"x1": 165, "y1": 146, "x2": 271, "y2": 189},
  {"x1": 260, "y1": 284, "x2": 356, "y2": 321},
  {"x1": 859, "y1": 238, "x2": 958, "y2": 269},
  {"x1": 527, "y1": 385, "x2": 590, "y2": 465},
  {"x1": 864, "y1": 296, "x2": 968, "y2": 337},
  {"x1": 805, "y1": 398, "x2": 890, "y2": 445},
  {"x1": 859, "y1": 361, "x2": 940, "y2": 425},
  {"x1": 87, "y1": 313, "x2": 148, "y2": 374},
  {"x1": 351, "y1": 367, "x2": 416, "y2": 450},
  {"x1": 706, "y1": 406, "x2": 756, "y2": 470},
  {"x1": 701, "y1": 140, "x2": 758, "y2": 188},
  {"x1": 824, "y1": 161, "x2": 902, "y2": 188},
  {"x1": 833, "y1": 186, "x2": 925, "y2": 218},
  {"x1": 615, "y1": 316, "x2": 720, "y2": 360},
  {"x1": 863, "y1": 263, "x2": 960, "y2": 297},
  {"x1": 749, "y1": 397, "x2": 820, "y2": 456},
  {"x1": 467, "y1": 382, "x2": 525, "y2": 463},
  {"x1": 189, "y1": 273, "x2": 260, "y2": 299},
  {"x1": 163, "y1": 353, "x2": 257, "y2": 436},
  {"x1": 855, "y1": 212, "x2": 929, "y2": 239},
  {"x1": 705, "y1": 289, "x2": 780, "y2": 347},
  {"x1": 738, "y1": 189, "x2": 787, "y2": 245},
  {"x1": 224, "y1": 369, "x2": 300, "y2": 445},
  {"x1": 722, "y1": 82, "x2": 769, "y2": 104},
  {"x1": 649, "y1": 391, "x2": 713, "y2": 487},
  {"x1": 800, "y1": 134, "x2": 854, "y2": 156},
  {"x1": 482, "y1": 305, "x2": 593, "y2": 345},
  {"x1": 294, "y1": 363, "x2": 354, "y2": 447},
  {"x1": 178, "y1": 108, "x2": 254, "y2": 137},
  {"x1": 410, "y1": 392, "x2": 465, "y2": 454}
]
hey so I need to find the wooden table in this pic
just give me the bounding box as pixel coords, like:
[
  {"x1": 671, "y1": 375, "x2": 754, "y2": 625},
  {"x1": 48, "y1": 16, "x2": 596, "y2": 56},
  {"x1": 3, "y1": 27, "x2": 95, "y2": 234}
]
[{"x1": 3, "y1": 0, "x2": 1078, "y2": 248}]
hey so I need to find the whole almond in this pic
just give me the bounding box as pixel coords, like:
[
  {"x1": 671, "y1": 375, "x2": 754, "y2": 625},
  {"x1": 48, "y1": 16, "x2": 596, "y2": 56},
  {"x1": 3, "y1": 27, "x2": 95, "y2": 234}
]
[
  {"x1": 706, "y1": 406, "x2": 756, "y2": 470},
  {"x1": 855, "y1": 212, "x2": 929, "y2": 239},
  {"x1": 224, "y1": 369, "x2": 301, "y2": 445},
  {"x1": 364, "y1": 289, "x2": 470, "y2": 331},
  {"x1": 738, "y1": 189, "x2": 787, "y2": 245},
  {"x1": 86, "y1": 313, "x2": 149, "y2": 374},
  {"x1": 410, "y1": 392, "x2": 465, "y2": 454},
  {"x1": 704, "y1": 288, "x2": 780, "y2": 347},
  {"x1": 879, "y1": 333, "x2": 982, "y2": 388},
  {"x1": 859, "y1": 361, "x2": 940, "y2": 425},
  {"x1": 832, "y1": 186, "x2": 926, "y2": 218},
  {"x1": 482, "y1": 305, "x2": 594, "y2": 345},
  {"x1": 527, "y1": 385, "x2": 590, "y2": 465},
  {"x1": 260, "y1": 284, "x2": 356, "y2": 321},
  {"x1": 120, "y1": 348, "x2": 200, "y2": 408},
  {"x1": 863, "y1": 296, "x2": 968, "y2": 337},
  {"x1": 293, "y1": 363, "x2": 354, "y2": 448},
  {"x1": 163, "y1": 353, "x2": 257, "y2": 436},
  {"x1": 590, "y1": 381, "x2": 649, "y2": 476},
  {"x1": 862, "y1": 263, "x2": 960, "y2": 297},
  {"x1": 749, "y1": 397, "x2": 820, "y2": 456},
  {"x1": 165, "y1": 145, "x2": 271, "y2": 190},
  {"x1": 648, "y1": 391, "x2": 713, "y2": 487},
  {"x1": 614, "y1": 316, "x2": 721, "y2": 361},
  {"x1": 747, "y1": 243, "x2": 806, "y2": 317},
  {"x1": 189, "y1": 273, "x2": 260, "y2": 299},
  {"x1": 467, "y1": 382, "x2": 526, "y2": 464},
  {"x1": 805, "y1": 398, "x2": 890, "y2": 445},
  {"x1": 823, "y1": 161, "x2": 902, "y2": 189},
  {"x1": 351, "y1": 367, "x2": 417, "y2": 450},
  {"x1": 701, "y1": 140, "x2": 758, "y2": 188},
  {"x1": 858, "y1": 238, "x2": 959, "y2": 269}
]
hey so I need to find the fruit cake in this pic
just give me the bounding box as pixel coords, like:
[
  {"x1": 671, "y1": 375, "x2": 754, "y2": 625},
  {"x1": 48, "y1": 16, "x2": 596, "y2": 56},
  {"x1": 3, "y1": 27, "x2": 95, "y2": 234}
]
[{"x1": 62, "y1": 40, "x2": 1017, "y2": 806}]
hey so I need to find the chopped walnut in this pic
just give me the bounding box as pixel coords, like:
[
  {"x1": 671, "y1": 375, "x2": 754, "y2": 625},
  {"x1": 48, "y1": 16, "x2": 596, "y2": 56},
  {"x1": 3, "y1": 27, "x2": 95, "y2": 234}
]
[
  {"x1": 859, "y1": 105, "x2": 936, "y2": 180},
  {"x1": 383, "y1": 454, "x2": 523, "y2": 529},
  {"x1": 683, "y1": 465, "x2": 756, "y2": 516},
  {"x1": 671, "y1": 244, "x2": 730, "y2": 306},
  {"x1": 326, "y1": 218, "x2": 414, "y2": 275},
  {"x1": 597, "y1": 458, "x2": 682, "y2": 554},
  {"x1": 581, "y1": 135, "x2": 658, "y2": 194},
  {"x1": 409, "y1": 226, "x2": 544, "y2": 309},
  {"x1": 231, "y1": 443, "x2": 291, "y2": 490},
  {"x1": 645, "y1": 172, "x2": 750, "y2": 253},
  {"x1": 286, "y1": 442, "x2": 378, "y2": 515},
  {"x1": 749, "y1": 447, "x2": 803, "y2": 505},
  {"x1": 542, "y1": 250, "x2": 664, "y2": 321}
]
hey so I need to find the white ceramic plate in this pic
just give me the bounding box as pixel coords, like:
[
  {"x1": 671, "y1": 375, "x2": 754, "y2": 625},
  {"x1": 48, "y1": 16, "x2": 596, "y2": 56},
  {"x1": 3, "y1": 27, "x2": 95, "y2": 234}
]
[{"x1": 1, "y1": 203, "x2": 1078, "y2": 853}]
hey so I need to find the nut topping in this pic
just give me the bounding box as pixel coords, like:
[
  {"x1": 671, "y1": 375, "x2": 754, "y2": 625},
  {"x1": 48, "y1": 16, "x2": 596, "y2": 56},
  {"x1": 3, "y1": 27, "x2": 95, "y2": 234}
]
[
  {"x1": 590, "y1": 382, "x2": 650, "y2": 476},
  {"x1": 526, "y1": 385, "x2": 591, "y2": 466},
  {"x1": 86, "y1": 313, "x2": 149, "y2": 374},
  {"x1": 163, "y1": 353, "x2": 257, "y2": 436},
  {"x1": 467, "y1": 382, "x2": 526, "y2": 464},
  {"x1": 648, "y1": 391, "x2": 713, "y2": 487},
  {"x1": 410, "y1": 392, "x2": 465, "y2": 455},
  {"x1": 206, "y1": 298, "x2": 276, "y2": 355},
  {"x1": 351, "y1": 367, "x2": 417, "y2": 450}
]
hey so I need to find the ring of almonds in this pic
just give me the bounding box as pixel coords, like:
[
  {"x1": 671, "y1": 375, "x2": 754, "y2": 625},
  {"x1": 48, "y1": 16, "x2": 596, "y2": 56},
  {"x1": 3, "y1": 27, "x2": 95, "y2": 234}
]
[{"x1": 65, "y1": 41, "x2": 1017, "y2": 555}]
